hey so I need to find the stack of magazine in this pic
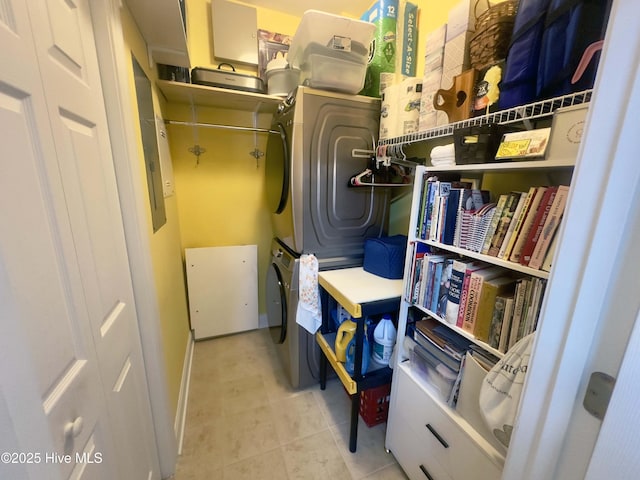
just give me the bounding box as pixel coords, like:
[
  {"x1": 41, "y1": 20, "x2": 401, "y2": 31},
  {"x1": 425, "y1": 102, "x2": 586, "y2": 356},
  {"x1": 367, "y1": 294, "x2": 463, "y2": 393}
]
[{"x1": 407, "y1": 316, "x2": 474, "y2": 406}]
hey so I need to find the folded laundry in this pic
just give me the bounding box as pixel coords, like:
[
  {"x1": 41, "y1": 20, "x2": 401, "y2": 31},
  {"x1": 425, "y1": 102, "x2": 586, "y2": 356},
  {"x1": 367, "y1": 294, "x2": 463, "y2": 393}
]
[{"x1": 430, "y1": 143, "x2": 455, "y2": 159}]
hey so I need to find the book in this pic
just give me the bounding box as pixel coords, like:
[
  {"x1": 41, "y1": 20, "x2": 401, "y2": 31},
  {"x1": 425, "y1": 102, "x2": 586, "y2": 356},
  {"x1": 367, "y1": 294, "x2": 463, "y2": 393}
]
[
  {"x1": 441, "y1": 188, "x2": 462, "y2": 245},
  {"x1": 508, "y1": 278, "x2": 529, "y2": 349},
  {"x1": 509, "y1": 186, "x2": 548, "y2": 263},
  {"x1": 528, "y1": 185, "x2": 570, "y2": 269},
  {"x1": 452, "y1": 189, "x2": 490, "y2": 247},
  {"x1": 407, "y1": 243, "x2": 430, "y2": 301},
  {"x1": 429, "y1": 182, "x2": 452, "y2": 241},
  {"x1": 520, "y1": 186, "x2": 559, "y2": 266},
  {"x1": 468, "y1": 203, "x2": 496, "y2": 252},
  {"x1": 421, "y1": 180, "x2": 437, "y2": 239},
  {"x1": 481, "y1": 194, "x2": 509, "y2": 254},
  {"x1": 422, "y1": 255, "x2": 446, "y2": 308},
  {"x1": 487, "y1": 293, "x2": 513, "y2": 350},
  {"x1": 455, "y1": 262, "x2": 492, "y2": 328},
  {"x1": 445, "y1": 259, "x2": 485, "y2": 325},
  {"x1": 541, "y1": 230, "x2": 559, "y2": 272},
  {"x1": 460, "y1": 267, "x2": 504, "y2": 334},
  {"x1": 487, "y1": 191, "x2": 522, "y2": 257},
  {"x1": 473, "y1": 276, "x2": 517, "y2": 343},
  {"x1": 429, "y1": 257, "x2": 446, "y2": 312},
  {"x1": 498, "y1": 295, "x2": 515, "y2": 353},
  {"x1": 498, "y1": 188, "x2": 536, "y2": 259},
  {"x1": 434, "y1": 258, "x2": 455, "y2": 317},
  {"x1": 415, "y1": 174, "x2": 430, "y2": 238}
]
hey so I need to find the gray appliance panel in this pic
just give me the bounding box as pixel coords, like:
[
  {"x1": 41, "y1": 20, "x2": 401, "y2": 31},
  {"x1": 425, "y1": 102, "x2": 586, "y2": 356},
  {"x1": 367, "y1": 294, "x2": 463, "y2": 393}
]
[
  {"x1": 266, "y1": 239, "x2": 320, "y2": 389},
  {"x1": 287, "y1": 88, "x2": 385, "y2": 263}
]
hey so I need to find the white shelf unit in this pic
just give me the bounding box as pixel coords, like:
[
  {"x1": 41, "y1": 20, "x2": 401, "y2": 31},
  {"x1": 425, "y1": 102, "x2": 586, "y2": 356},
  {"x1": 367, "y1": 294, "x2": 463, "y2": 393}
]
[
  {"x1": 125, "y1": 0, "x2": 190, "y2": 68},
  {"x1": 385, "y1": 92, "x2": 588, "y2": 480},
  {"x1": 156, "y1": 79, "x2": 283, "y2": 113}
]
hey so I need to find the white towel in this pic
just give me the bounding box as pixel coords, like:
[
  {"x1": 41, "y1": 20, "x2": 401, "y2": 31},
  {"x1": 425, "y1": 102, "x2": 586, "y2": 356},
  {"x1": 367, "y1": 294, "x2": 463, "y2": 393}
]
[
  {"x1": 296, "y1": 254, "x2": 322, "y2": 334},
  {"x1": 430, "y1": 143, "x2": 455, "y2": 159}
]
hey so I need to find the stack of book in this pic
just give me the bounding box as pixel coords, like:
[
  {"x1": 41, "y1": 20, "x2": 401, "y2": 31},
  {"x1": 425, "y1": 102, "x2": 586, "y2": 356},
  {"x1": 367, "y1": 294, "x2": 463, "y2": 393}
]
[
  {"x1": 414, "y1": 174, "x2": 571, "y2": 271},
  {"x1": 486, "y1": 276, "x2": 547, "y2": 353},
  {"x1": 414, "y1": 174, "x2": 489, "y2": 245},
  {"x1": 405, "y1": 244, "x2": 455, "y2": 317}
]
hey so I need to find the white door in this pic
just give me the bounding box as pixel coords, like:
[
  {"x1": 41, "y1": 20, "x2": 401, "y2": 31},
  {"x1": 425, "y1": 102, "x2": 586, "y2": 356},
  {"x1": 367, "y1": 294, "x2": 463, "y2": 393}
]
[{"x1": 0, "y1": 1, "x2": 159, "y2": 479}]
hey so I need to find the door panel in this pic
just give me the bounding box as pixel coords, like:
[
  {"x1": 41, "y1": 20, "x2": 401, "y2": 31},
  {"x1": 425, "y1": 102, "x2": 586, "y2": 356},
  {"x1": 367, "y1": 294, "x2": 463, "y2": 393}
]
[{"x1": 0, "y1": 0, "x2": 159, "y2": 478}]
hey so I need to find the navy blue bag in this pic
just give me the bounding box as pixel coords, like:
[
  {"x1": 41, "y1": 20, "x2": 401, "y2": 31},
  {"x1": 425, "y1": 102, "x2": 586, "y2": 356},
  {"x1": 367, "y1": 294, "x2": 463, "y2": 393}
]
[
  {"x1": 536, "y1": 0, "x2": 612, "y2": 99},
  {"x1": 499, "y1": 0, "x2": 611, "y2": 110},
  {"x1": 499, "y1": 0, "x2": 553, "y2": 110}
]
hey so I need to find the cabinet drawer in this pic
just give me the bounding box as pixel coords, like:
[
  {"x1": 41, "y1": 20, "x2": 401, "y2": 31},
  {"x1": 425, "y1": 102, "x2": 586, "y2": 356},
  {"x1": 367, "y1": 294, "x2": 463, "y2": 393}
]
[
  {"x1": 387, "y1": 409, "x2": 453, "y2": 480},
  {"x1": 393, "y1": 363, "x2": 503, "y2": 480}
]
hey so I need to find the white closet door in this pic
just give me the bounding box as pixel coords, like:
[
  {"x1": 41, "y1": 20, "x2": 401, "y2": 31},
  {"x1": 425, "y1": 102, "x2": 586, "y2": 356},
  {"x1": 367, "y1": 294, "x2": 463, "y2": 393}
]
[{"x1": 0, "y1": 0, "x2": 159, "y2": 478}]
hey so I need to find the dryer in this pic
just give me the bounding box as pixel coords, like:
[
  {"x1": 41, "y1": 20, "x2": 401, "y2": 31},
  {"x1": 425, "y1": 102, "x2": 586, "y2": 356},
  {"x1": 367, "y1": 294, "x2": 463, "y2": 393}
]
[
  {"x1": 266, "y1": 238, "x2": 320, "y2": 389},
  {"x1": 266, "y1": 86, "x2": 386, "y2": 269}
]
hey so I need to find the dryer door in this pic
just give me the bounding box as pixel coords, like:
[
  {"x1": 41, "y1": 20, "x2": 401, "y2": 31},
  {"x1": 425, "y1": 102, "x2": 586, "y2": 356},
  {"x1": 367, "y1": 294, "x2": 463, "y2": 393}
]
[
  {"x1": 266, "y1": 261, "x2": 287, "y2": 344},
  {"x1": 265, "y1": 122, "x2": 289, "y2": 214}
]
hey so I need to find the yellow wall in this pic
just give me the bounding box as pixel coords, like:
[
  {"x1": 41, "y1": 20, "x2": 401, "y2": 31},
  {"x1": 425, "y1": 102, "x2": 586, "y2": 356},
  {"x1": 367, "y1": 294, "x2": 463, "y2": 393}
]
[
  {"x1": 176, "y1": 0, "x2": 463, "y2": 313},
  {"x1": 121, "y1": 6, "x2": 191, "y2": 417}
]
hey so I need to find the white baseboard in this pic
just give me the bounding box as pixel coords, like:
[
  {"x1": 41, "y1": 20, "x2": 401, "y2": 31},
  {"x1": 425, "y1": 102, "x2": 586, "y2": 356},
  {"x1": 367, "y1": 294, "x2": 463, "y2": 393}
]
[{"x1": 174, "y1": 330, "x2": 194, "y2": 455}]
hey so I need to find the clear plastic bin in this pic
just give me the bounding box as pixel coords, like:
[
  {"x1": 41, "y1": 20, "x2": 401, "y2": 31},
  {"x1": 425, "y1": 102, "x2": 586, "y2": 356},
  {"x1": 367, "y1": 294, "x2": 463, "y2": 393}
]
[{"x1": 410, "y1": 345, "x2": 458, "y2": 403}]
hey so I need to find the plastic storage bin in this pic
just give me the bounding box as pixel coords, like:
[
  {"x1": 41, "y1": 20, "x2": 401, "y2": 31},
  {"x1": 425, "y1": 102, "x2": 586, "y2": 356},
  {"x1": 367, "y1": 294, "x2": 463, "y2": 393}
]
[
  {"x1": 410, "y1": 345, "x2": 457, "y2": 403},
  {"x1": 359, "y1": 383, "x2": 391, "y2": 427},
  {"x1": 289, "y1": 10, "x2": 374, "y2": 94}
]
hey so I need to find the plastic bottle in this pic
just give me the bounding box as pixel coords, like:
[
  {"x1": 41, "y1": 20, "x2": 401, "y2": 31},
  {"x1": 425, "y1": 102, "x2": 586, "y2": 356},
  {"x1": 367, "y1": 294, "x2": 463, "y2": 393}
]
[
  {"x1": 345, "y1": 327, "x2": 370, "y2": 375},
  {"x1": 335, "y1": 318, "x2": 356, "y2": 362},
  {"x1": 372, "y1": 315, "x2": 397, "y2": 366}
]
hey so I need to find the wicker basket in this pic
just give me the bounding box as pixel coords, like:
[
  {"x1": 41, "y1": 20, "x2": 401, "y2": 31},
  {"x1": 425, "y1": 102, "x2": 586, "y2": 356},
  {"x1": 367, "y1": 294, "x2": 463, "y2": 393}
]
[{"x1": 470, "y1": 0, "x2": 518, "y2": 71}]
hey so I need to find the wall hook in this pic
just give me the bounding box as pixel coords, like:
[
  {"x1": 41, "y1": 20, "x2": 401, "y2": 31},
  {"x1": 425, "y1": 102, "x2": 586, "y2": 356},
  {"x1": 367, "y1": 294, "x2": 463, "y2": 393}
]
[{"x1": 188, "y1": 144, "x2": 206, "y2": 165}]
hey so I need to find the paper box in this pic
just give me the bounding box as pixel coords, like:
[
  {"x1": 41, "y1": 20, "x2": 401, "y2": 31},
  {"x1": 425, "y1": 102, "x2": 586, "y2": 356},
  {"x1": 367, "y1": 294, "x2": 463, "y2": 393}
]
[
  {"x1": 547, "y1": 104, "x2": 589, "y2": 161},
  {"x1": 425, "y1": 24, "x2": 447, "y2": 55},
  {"x1": 441, "y1": 30, "x2": 473, "y2": 90},
  {"x1": 424, "y1": 48, "x2": 444, "y2": 75},
  {"x1": 446, "y1": 0, "x2": 487, "y2": 41}
]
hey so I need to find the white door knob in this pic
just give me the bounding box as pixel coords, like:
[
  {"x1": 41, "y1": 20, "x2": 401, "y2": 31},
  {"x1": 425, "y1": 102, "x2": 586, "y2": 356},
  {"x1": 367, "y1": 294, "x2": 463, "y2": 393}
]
[{"x1": 64, "y1": 416, "x2": 84, "y2": 439}]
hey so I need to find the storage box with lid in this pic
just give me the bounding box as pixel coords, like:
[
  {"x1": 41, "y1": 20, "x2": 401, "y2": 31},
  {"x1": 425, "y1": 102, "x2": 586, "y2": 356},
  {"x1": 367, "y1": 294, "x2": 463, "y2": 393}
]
[{"x1": 288, "y1": 10, "x2": 375, "y2": 94}]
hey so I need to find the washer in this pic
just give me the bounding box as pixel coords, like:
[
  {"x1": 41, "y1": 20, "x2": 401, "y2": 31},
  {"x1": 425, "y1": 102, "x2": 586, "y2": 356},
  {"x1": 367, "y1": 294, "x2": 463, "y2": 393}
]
[
  {"x1": 265, "y1": 86, "x2": 387, "y2": 269},
  {"x1": 266, "y1": 238, "x2": 320, "y2": 389}
]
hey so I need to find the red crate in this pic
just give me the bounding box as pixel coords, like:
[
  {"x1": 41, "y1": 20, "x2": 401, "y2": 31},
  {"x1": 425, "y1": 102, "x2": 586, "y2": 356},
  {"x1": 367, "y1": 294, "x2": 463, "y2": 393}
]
[{"x1": 359, "y1": 383, "x2": 391, "y2": 427}]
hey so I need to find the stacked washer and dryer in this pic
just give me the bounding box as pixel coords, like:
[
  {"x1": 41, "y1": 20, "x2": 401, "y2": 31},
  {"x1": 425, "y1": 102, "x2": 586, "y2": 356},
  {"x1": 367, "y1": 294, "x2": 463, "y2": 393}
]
[{"x1": 265, "y1": 86, "x2": 387, "y2": 388}]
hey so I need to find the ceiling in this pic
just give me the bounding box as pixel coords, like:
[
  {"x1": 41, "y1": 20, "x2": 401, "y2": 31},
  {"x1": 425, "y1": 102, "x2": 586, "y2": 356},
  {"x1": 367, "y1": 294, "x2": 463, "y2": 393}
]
[{"x1": 239, "y1": 0, "x2": 375, "y2": 18}]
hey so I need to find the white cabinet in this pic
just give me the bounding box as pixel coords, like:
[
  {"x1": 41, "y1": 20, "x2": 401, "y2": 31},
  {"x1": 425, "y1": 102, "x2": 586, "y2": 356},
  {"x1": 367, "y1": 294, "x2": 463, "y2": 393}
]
[
  {"x1": 384, "y1": 92, "x2": 591, "y2": 480},
  {"x1": 387, "y1": 364, "x2": 502, "y2": 480},
  {"x1": 125, "y1": 0, "x2": 190, "y2": 67}
]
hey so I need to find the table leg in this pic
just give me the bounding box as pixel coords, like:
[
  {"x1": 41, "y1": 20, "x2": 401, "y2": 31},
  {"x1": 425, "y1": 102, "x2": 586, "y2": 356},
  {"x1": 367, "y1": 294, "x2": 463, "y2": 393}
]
[
  {"x1": 349, "y1": 392, "x2": 359, "y2": 452},
  {"x1": 320, "y1": 346, "x2": 327, "y2": 390}
]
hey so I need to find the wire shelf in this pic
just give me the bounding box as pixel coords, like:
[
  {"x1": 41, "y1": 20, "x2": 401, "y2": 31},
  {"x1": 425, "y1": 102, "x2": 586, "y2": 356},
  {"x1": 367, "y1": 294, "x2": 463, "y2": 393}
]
[{"x1": 379, "y1": 90, "x2": 592, "y2": 147}]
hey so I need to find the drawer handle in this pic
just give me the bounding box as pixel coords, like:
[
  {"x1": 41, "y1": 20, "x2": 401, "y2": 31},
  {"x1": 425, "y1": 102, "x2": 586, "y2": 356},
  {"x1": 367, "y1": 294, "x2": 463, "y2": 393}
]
[
  {"x1": 419, "y1": 464, "x2": 435, "y2": 480},
  {"x1": 426, "y1": 423, "x2": 449, "y2": 449}
]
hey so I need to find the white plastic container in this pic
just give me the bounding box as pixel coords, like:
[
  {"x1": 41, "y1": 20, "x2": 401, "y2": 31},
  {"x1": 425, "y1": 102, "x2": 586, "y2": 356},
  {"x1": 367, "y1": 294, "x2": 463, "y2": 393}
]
[
  {"x1": 372, "y1": 315, "x2": 397, "y2": 366},
  {"x1": 265, "y1": 52, "x2": 300, "y2": 97},
  {"x1": 289, "y1": 10, "x2": 374, "y2": 94}
]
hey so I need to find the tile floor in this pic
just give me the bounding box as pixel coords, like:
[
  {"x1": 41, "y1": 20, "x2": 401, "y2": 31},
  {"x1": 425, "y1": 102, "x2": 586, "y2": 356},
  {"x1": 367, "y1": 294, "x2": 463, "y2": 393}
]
[{"x1": 173, "y1": 328, "x2": 409, "y2": 480}]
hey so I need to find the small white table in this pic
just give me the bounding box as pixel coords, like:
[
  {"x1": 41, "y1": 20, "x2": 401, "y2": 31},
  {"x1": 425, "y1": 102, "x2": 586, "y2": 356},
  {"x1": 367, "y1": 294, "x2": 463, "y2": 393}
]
[{"x1": 316, "y1": 267, "x2": 403, "y2": 452}]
